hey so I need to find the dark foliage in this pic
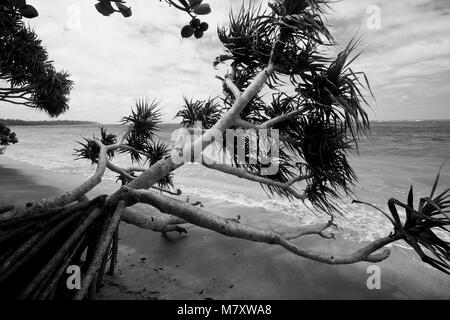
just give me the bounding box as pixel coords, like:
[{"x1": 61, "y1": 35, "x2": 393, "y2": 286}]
[
  {"x1": 175, "y1": 97, "x2": 222, "y2": 129},
  {"x1": 121, "y1": 99, "x2": 161, "y2": 144},
  {"x1": 144, "y1": 140, "x2": 174, "y2": 188},
  {"x1": 296, "y1": 115, "x2": 356, "y2": 212},
  {"x1": 218, "y1": 3, "x2": 273, "y2": 71},
  {"x1": 213, "y1": 1, "x2": 373, "y2": 212},
  {"x1": 0, "y1": 3, "x2": 73, "y2": 117},
  {"x1": 74, "y1": 127, "x2": 117, "y2": 164},
  {"x1": 297, "y1": 37, "x2": 372, "y2": 141},
  {"x1": 0, "y1": 122, "x2": 18, "y2": 153}
]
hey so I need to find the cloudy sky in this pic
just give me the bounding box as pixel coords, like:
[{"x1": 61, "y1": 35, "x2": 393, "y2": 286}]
[{"x1": 1, "y1": 0, "x2": 449, "y2": 123}]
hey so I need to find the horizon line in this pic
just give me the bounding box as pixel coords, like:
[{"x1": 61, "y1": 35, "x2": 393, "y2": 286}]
[{"x1": 3, "y1": 118, "x2": 450, "y2": 125}]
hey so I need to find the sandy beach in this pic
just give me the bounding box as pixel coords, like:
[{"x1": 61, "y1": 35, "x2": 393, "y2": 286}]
[{"x1": 1, "y1": 155, "x2": 449, "y2": 300}]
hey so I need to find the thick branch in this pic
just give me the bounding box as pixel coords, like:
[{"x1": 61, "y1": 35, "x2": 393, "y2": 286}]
[
  {"x1": 122, "y1": 203, "x2": 187, "y2": 234},
  {"x1": 282, "y1": 219, "x2": 336, "y2": 240},
  {"x1": 234, "y1": 107, "x2": 308, "y2": 130},
  {"x1": 107, "y1": 161, "x2": 135, "y2": 182},
  {"x1": 224, "y1": 76, "x2": 241, "y2": 100},
  {"x1": 1, "y1": 140, "x2": 108, "y2": 220},
  {"x1": 222, "y1": 64, "x2": 275, "y2": 123},
  {"x1": 259, "y1": 107, "x2": 308, "y2": 129},
  {"x1": 0, "y1": 97, "x2": 31, "y2": 105},
  {"x1": 106, "y1": 161, "x2": 181, "y2": 195},
  {"x1": 202, "y1": 160, "x2": 309, "y2": 200},
  {"x1": 74, "y1": 201, "x2": 126, "y2": 300},
  {"x1": 125, "y1": 189, "x2": 397, "y2": 265}
]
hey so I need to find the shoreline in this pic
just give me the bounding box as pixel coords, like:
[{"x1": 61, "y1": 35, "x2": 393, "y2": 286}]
[{"x1": 1, "y1": 156, "x2": 449, "y2": 299}]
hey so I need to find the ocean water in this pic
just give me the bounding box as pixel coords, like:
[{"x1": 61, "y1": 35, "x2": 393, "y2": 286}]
[{"x1": 3, "y1": 121, "x2": 450, "y2": 246}]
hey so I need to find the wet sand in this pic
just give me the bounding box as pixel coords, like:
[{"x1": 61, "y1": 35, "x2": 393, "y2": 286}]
[{"x1": 1, "y1": 156, "x2": 449, "y2": 299}]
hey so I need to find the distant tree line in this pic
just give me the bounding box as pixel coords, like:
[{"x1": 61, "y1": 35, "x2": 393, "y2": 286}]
[{"x1": 0, "y1": 119, "x2": 98, "y2": 126}]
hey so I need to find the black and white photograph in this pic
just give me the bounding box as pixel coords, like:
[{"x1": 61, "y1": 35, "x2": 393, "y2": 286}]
[{"x1": 0, "y1": 0, "x2": 449, "y2": 307}]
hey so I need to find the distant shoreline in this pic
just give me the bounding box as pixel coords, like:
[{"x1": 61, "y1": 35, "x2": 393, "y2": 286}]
[
  {"x1": 0, "y1": 119, "x2": 99, "y2": 126},
  {"x1": 371, "y1": 119, "x2": 450, "y2": 122},
  {"x1": 2, "y1": 119, "x2": 449, "y2": 127}
]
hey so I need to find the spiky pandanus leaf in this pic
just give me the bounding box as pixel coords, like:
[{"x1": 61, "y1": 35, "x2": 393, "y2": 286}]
[
  {"x1": 278, "y1": 42, "x2": 330, "y2": 82},
  {"x1": 287, "y1": 114, "x2": 356, "y2": 213},
  {"x1": 263, "y1": 93, "x2": 300, "y2": 125},
  {"x1": 355, "y1": 169, "x2": 450, "y2": 275},
  {"x1": 236, "y1": 95, "x2": 267, "y2": 125},
  {"x1": 297, "y1": 37, "x2": 371, "y2": 141},
  {"x1": 143, "y1": 140, "x2": 174, "y2": 188},
  {"x1": 118, "y1": 99, "x2": 162, "y2": 164},
  {"x1": 175, "y1": 97, "x2": 202, "y2": 128},
  {"x1": 100, "y1": 127, "x2": 117, "y2": 158},
  {"x1": 269, "y1": 0, "x2": 334, "y2": 47},
  {"x1": 175, "y1": 97, "x2": 222, "y2": 129},
  {"x1": 258, "y1": 147, "x2": 301, "y2": 199},
  {"x1": 74, "y1": 139, "x2": 98, "y2": 164},
  {"x1": 217, "y1": 3, "x2": 273, "y2": 70},
  {"x1": 73, "y1": 127, "x2": 117, "y2": 164},
  {"x1": 121, "y1": 99, "x2": 161, "y2": 143},
  {"x1": 120, "y1": 133, "x2": 147, "y2": 164},
  {"x1": 216, "y1": 0, "x2": 333, "y2": 90}
]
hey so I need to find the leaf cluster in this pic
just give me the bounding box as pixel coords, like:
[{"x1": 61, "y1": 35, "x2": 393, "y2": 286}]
[{"x1": 355, "y1": 168, "x2": 450, "y2": 275}]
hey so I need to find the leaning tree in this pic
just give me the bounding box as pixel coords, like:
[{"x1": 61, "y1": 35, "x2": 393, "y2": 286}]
[{"x1": 0, "y1": 0, "x2": 449, "y2": 300}]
